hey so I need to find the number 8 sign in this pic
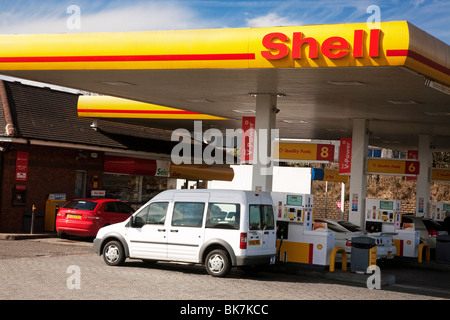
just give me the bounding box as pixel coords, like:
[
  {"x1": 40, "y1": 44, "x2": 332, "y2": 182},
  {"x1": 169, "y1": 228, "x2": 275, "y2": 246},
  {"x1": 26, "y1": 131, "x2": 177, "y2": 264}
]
[{"x1": 316, "y1": 144, "x2": 334, "y2": 161}]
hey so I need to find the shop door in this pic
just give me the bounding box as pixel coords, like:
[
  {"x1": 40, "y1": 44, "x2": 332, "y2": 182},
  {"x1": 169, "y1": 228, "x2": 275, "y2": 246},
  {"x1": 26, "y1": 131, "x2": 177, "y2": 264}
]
[{"x1": 74, "y1": 171, "x2": 86, "y2": 198}]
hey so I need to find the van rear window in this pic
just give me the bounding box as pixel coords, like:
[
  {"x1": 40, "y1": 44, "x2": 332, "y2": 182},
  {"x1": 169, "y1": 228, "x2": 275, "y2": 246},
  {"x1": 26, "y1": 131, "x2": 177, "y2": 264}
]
[
  {"x1": 206, "y1": 203, "x2": 240, "y2": 230},
  {"x1": 249, "y1": 205, "x2": 275, "y2": 230}
]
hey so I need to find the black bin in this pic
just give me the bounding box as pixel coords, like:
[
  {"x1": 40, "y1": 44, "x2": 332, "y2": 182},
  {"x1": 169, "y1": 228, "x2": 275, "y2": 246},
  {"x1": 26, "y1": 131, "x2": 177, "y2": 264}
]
[
  {"x1": 350, "y1": 236, "x2": 377, "y2": 273},
  {"x1": 436, "y1": 235, "x2": 450, "y2": 264},
  {"x1": 23, "y1": 209, "x2": 44, "y2": 233}
]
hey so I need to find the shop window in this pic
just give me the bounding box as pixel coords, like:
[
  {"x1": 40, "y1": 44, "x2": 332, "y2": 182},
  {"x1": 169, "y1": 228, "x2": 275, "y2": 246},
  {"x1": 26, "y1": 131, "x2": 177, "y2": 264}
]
[
  {"x1": 75, "y1": 171, "x2": 86, "y2": 198},
  {"x1": 103, "y1": 173, "x2": 169, "y2": 204}
]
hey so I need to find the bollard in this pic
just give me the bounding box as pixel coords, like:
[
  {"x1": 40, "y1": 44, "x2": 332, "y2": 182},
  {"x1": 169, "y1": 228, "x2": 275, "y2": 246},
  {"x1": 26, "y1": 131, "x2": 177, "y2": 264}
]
[
  {"x1": 54, "y1": 204, "x2": 60, "y2": 231},
  {"x1": 30, "y1": 204, "x2": 36, "y2": 234},
  {"x1": 329, "y1": 247, "x2": 347, "y2": 272}
]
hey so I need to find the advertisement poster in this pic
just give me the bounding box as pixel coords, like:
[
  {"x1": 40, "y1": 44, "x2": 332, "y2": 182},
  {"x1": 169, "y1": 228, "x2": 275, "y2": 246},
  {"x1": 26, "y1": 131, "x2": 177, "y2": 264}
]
[
  {"x1": 339, "y1": 137, "x2": 352, "y2": 174},
  {"x1": 240, "y1": 116, "x2": 255, "y2": 163},
  {"x1": 15, "y1": 151, "x2": 29, "y2": 181}
]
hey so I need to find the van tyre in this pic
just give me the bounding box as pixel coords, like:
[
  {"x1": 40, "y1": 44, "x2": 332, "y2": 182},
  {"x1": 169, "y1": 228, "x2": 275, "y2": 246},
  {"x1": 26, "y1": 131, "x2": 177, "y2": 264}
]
[
  {"x1": 205, "y1": 249, "x2": 231, "y2": 277},
  {"x1": 103, "y1": 240, "x2": 126, "y2": 266}
]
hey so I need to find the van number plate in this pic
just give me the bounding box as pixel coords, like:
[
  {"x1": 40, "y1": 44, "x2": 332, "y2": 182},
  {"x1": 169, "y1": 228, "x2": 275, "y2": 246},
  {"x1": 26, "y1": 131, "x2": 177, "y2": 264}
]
[{"x1": 248, "y1": 240, "x2": 261, "y2": 246}]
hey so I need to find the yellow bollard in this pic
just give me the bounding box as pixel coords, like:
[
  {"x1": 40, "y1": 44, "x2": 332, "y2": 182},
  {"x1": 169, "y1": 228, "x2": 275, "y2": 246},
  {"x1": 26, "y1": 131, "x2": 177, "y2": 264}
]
[
  {"x1": 329, "y1": 247, "x2": 347, "y2": 272},
  {"x1": 30, "y1": 204, "x2": 37, "y2": 234},
  {"x1": 418, "y1": 243, "x2": 430, "y2": 263}
]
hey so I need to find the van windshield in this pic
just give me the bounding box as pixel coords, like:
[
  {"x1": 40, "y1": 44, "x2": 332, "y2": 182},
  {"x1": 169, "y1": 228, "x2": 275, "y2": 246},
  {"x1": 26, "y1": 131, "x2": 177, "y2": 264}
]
[{"x1": 249, "y1": 205, "x2": 274, "y2": 230}]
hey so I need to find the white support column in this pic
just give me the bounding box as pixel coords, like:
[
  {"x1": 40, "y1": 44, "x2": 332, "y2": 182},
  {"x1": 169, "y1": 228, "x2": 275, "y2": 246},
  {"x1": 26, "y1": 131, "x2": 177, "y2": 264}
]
[
  {"x1": 416, "y1": 135, "x2": 432, "y2": 217},
  {"x1": 348, "y1": 119, "x2": 369, "y2": 228},
  {"x1": 251, "y1": 94, "x2": 277, "y2": 192}
]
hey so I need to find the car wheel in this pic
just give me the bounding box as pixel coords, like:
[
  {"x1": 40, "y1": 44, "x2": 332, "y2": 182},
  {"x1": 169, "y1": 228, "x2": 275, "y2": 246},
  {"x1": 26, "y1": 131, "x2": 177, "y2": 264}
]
[
  {"x1": 58, "y1": 232, "x2": 69, "y2": 239},
  {"x1": 102, "y1": 240, "x2": 125, "y2": 266},
  {"x1": 205, "y1": 249, "x2": 231, "y2": 277}
]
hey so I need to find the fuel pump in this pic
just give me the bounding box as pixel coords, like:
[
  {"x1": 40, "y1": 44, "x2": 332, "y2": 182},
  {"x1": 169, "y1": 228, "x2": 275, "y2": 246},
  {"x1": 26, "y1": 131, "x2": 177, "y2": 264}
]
[
  {"x1": 365, "y1": 198, "x2": 419, "y2": 258},
  {"x1": 365, "y1": 198, "x2": 401, "y2": 233},
  {"x1": 431, "y1": 202, "x2": 450, "y2": 221},
  {"x1": 272, "y1": 192, "x2": 334, "y2": 266},
  {"x1": 272, "y1": 193, "x2": 314, "y2": 228}
]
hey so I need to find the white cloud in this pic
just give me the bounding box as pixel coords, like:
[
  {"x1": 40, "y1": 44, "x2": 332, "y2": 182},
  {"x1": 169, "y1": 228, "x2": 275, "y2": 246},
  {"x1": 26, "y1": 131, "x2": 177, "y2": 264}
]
[
  {"x1": 246, "y1": 13, "x2": 301, "y2": 28},
  {"x1": 0, "y1": 2, "x2": 208, "y2": 34}
]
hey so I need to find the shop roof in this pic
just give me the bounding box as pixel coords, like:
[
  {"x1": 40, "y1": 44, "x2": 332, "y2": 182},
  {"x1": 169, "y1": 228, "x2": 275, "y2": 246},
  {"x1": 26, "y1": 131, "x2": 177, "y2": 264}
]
[{"x1": 0, "y1": 80, "x2": 178, "y2": 157}]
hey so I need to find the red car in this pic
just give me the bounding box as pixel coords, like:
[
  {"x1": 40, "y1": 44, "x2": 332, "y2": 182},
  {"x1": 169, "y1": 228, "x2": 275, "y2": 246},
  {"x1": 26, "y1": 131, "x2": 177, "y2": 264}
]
[{"x1": 56, "y1": 198, "x2": 135, "y2": 238}]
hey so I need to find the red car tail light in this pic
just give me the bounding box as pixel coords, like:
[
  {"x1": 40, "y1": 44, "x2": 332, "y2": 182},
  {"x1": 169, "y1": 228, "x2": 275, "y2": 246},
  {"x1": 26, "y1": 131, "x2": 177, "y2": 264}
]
[{"x1": 428, "y1": 229, "x2": 439, "y2": 236}]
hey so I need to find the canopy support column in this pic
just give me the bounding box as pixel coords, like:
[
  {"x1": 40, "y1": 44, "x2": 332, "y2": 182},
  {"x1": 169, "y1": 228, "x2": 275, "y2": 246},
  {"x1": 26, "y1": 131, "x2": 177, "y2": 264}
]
[
  {"x1": 251, "y1": 94, "x2": 277, "y2": 192},
  {"x1": 416, "y1": 135, "x2": 432, "y2": 217},
  {"x1": 348, "y1": 119, "x2": 369, "y2": 228}
]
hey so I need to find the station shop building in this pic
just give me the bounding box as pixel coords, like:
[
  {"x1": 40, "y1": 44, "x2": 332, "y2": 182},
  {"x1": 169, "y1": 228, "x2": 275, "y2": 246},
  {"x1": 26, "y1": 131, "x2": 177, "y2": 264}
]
[{"x1": 0, "y1": 80, "x2": 231, "y2": 232}]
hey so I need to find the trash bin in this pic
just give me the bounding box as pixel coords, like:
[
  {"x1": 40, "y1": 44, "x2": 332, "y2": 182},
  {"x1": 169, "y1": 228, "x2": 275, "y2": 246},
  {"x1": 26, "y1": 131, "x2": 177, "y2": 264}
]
[
  {"x1": 436, "y1": 235, "x2": 450, "y2": 264},
  {"x1": 23, "y1": 209, "x2": 44, "y2": 233},
  {"x1": 351, "y1": 236, "x2": 377, "y2": 273}
]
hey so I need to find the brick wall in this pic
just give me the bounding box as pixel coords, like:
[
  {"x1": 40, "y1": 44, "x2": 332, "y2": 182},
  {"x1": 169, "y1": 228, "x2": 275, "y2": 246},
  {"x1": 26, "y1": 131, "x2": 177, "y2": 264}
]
[
  {"x1": 0, "y1": 144, "x2": 104, "y2": 232},
  {"x1": 311, "y1": 176, "x2": 421, "y2": 221}
]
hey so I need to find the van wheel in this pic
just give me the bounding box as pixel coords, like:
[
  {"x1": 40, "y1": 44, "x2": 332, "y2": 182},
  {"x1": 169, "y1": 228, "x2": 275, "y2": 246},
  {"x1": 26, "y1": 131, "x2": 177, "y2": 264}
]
[
  {"x1": 205, "y1": 249, "x2": 231, "y2": 277},
  {"x1": 142, "y1": 259, "x2": 158, "y2": 266},
  {"x1": 103, "y1": 240, "x2": 125, "y2": 266}
]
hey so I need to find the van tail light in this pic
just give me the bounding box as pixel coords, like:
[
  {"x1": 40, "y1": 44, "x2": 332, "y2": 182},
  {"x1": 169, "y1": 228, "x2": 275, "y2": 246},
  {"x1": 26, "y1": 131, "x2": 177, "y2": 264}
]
[
  {"x1": 346, "y1": 240, "x2": 352, "y2": 247},
  {"x1": 428, "y1": 229, "x2": 439, "y2": 236},
  {"x1": 240, "y1": 233, "x2": 247, "y2": 249}
]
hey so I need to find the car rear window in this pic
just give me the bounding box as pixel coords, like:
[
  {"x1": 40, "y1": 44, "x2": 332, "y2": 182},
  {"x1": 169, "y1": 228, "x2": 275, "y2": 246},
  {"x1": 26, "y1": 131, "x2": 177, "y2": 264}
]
[
  {"x1": 315, "y1": 220, "x2": 348, "y2": 233},
  {"x1": 423, "y1": 219, "x2": 446, "y2": 231},
  {"x1": 338, "y1": 221, "x2": 367, "y2": 233},
  {"x1": 63, "y1": 200, "x2": 98, "y2": 211}
]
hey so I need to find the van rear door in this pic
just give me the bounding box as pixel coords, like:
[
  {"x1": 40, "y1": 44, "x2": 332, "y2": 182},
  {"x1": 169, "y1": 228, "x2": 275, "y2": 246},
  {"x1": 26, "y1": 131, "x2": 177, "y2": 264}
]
[{"x1": 246, "y1": 194, "x2": 276, "y2": 258}]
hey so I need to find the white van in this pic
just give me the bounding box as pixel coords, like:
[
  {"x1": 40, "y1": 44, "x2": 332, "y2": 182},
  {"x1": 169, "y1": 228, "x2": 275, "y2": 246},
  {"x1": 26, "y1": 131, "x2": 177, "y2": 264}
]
[{"x1": 93, "y1": 189, "x2": 276, "y2": 277}]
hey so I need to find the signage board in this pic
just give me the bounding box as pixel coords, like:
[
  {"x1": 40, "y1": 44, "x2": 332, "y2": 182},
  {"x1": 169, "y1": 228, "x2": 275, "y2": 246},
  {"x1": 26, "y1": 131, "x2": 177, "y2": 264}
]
[
  {"x1": 15, "y1": 151, "x2": 29, "y2": 181},
  {"x1": 275, "y1": 142, "x2": 334, "y2": 162},
  {"x1": 367, "y1": 158, "x2": 420, "y2": 176},
  {"x1": 339, "y1": 137, "x2": 352, "y2": 174},
  {"x1": 431, "y1": 168, "x2": 450, "y2": 182},
  {"x1": 240, "y1": 117, "x2": 255, "y2": 163}
]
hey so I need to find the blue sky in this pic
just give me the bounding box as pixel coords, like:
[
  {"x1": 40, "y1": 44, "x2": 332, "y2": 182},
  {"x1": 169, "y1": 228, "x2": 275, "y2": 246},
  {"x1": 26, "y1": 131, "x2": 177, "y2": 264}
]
[{"x1": 0, "y1": 0, "x2": 448, "y2": 44}]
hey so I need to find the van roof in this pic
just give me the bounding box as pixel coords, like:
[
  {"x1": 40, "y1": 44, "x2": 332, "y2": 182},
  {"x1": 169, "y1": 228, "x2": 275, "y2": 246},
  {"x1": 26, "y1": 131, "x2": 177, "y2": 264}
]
[{"x1": 151, "y1": 189, "x2": 272, "y2": 202}]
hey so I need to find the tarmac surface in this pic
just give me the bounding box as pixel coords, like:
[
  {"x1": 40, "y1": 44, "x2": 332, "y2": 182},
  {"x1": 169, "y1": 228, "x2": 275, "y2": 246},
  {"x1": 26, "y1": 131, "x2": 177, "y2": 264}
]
[{"x1": 1, "y1": 232, "x2": 449, "y2": 303}]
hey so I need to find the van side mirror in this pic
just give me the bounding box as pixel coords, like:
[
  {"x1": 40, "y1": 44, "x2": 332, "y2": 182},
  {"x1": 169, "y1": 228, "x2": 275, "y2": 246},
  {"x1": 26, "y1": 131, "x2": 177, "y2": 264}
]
[
  {"x1": 129, "y1": 215, "x2": 144, "y2": 228},
  {"x1": 130, "y1": 215, "x2": 137, "y2": 228}
]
